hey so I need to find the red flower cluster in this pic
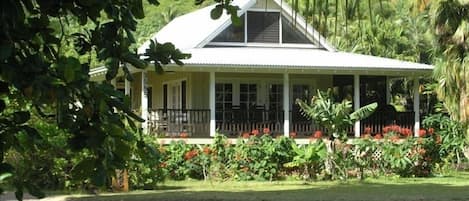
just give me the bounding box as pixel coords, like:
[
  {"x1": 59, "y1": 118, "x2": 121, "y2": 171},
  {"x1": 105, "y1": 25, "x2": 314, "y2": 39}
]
[
  {"x1": 263, "y1": 127, "x2": 271, "y2": 135},
  {"x1": 382, "y1": 125, "x2": 412, "y2": 137},
  {"x1": 428, "y1": 128, "x2": 435, "y2": 134},
  {"x1": 289, "y1": 132, "x2": 297, "y2": 138},
  {"x1": 374, "y1": 133, "x2": 383, "y2": 140},
  {"x1": 313, "y1": 130, "x2": 323, "y2": 138},
  {"x1": 179, "y1": 132, "x2": 189, "y2": 138},
  {"x1": 418, "y1": 129, "x2": 427, "y2": 137},
  {"x1": 184, "y1": 149, "x2": 198, "y2": 160},
  {"x1": 364, "y1": 127, "x2": 372, "y2": 134},
  {"x1": 203, "y1": 146, "x2": 211, "y2": 155},
  {"x1": 401, "y1": 128, "x2": 413, "y2": 137},
  {"x1": 251, "y1": 129, "x2": 260, "y2": 136},
  {"x1": 383, "y1": 125, "x2": 401, "y2": 134},
  {"x1": 242, "y1": 132, "x2": 250, "y2": 139}
]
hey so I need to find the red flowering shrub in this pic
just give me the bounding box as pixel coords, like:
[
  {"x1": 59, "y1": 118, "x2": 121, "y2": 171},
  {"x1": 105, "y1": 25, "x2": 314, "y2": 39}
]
[
  {"x1": 289, "y1": 132, "x2": 297, "y2": 138},
  {"x1": 202, "y1": 146, "x2": 211, "y2": 155},
  {"x1": 180, "y1": 132, "x2": 189, "y2": 138},
  {"x1": 251, "y1": 129, "x2": 260, "y2": 136},
  {"x1": 263, "y1": 127, "x2": 271, "y2": 135},
  {"x1": 374, "y1": 133, "x2": 383, "y2": 140},
  {"x1": 418, "y1": 129, "x2": 427, "y2": 137},
  {"x1": 364, "y1": 127, "x2": 372, "y2": 134},
  {"x1": 242, "y1": 132, "x2": 250, "y2": 139},
  {"x1": 184, "y1": 149, "x2": 198, "y2": 160},
  {"x1": 428, "y1": 127, "x2": 434, "y2": 135},
  {"x1": 313, "y1": 130, "x2": 323, "y2": 138}
]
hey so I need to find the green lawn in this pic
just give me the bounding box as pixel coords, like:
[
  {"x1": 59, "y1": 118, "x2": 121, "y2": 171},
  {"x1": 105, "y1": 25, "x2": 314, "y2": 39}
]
[{"x1": 64, "y1": 172, "x2": 469, "y2": 201}]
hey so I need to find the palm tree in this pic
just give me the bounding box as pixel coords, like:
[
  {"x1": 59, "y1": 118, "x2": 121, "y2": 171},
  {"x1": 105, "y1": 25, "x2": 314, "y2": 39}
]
[{"x1": 432, "y1": 0, "x2": 469, "y2": 128}]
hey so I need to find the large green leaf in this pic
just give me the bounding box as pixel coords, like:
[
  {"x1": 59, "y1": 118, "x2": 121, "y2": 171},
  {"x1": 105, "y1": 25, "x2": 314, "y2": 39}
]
[{"x1": 350, "y1": 102, "x2": 378, "y2": 121}]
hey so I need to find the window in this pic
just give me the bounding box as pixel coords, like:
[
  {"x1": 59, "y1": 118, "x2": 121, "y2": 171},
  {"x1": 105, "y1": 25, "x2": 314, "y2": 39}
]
[
  {"x1": 281, "y1": 16, "x2": 312, "y2": 44},
  {"x1": 212, "y1": 14, "x2": 245, "y2": 42},
  {"x1": 292, "y1": 84, "x2": 310, "y2": 121},
  {"x1": 269, "y1": 84, "x2": 283, "y2": 121},
  {"x1": 240, "y1": 83, "x2": 257, "y2": 109},
  {"x1": 163, "y1": 84, "x2": 168, "y2": 110},
  {"x1": 269, "y1": 84, "x2": 283, "y2": 110},
  {"x1": 210, "y1": 11, "x2": 315, "y2": 45},
  {"x1": 181, "y1": 81, "x2": 186, "y2": 110},
  {"x1": 333, "y1": 75, "x2": 354, "y2": 103},
  {"x1": 247, "y1": 12, "x2": 279, "y2": 43},
  {"x1": 292, "y1": 84, "x2": 310, "y2": 102},
  {"x1": 216, "y1": 83, "x2": 233, "y2": 121},
  {"x1": 147, "y1": 87, "x2": 153, "y2": 109}
]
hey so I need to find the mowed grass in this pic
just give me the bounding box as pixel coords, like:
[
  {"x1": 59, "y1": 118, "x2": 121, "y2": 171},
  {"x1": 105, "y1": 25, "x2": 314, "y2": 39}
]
[{"x1": 65, "y1": 172, "x2": 469, "y2": 201}]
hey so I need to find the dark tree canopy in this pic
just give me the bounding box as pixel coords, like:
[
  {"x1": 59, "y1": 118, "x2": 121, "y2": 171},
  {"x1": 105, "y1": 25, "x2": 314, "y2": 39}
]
[{"x1": 0, "y1": 0, "x2": 238, "y2": 199}]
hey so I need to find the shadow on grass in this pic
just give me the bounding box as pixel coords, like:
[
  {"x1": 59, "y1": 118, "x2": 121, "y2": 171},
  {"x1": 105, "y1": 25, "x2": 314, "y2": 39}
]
[{"x1": 65, "y1": 182, "x2": 469, "y2": 201}]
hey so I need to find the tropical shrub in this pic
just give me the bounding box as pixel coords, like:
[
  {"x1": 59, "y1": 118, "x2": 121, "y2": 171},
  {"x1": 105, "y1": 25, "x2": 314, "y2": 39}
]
[
  {"x1": 128, "y1": 134, "x2": 165, "y2": 190},
  {"x1": 422, "y1": 113, "x2": 467, "y2": 168},
  {"x1": 231, "y1": 135, "x2": 294, "y2": 181},
  {"x1": 284, "y1": 140, "x2": 326, "y2": 180}
]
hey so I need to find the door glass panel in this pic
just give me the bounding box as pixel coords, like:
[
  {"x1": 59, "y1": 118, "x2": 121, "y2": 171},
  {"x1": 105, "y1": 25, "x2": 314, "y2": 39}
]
[{"x1": 240, "y1": 83, "x2": 257, "y2": 109}]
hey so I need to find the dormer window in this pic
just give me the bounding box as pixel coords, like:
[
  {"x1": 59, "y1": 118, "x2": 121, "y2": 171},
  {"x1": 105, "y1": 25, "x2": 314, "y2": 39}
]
[{"x1": 209, "y1": 11, "x2": 313, "y2": 46}]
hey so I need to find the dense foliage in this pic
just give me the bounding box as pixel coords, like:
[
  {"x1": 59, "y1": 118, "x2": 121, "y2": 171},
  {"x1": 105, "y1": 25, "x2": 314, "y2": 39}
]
[{"x1": 0, "y1": 0, "x2": 240, "y2": 199}]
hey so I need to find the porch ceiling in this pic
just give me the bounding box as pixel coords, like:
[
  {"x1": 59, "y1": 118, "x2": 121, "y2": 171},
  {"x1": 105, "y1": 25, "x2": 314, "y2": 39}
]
[{"x1": 163, "y1": 47, "x2": 433, "y2": 76}]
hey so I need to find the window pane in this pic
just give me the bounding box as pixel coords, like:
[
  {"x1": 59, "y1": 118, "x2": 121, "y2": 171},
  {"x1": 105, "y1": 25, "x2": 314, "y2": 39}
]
[
  {"x1": 281, "y1": 17, "x2": 312, "y2": 44},
  {"x1": 247, "y1": 12, "x2": 280, "y2": 43},
  {"x1": 212, "y1": 15, "x2": 245, "y2": 42}
]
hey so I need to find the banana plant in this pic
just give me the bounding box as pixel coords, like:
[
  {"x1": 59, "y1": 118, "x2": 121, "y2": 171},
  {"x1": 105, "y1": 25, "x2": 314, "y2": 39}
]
[
  {"x1": 297, "y1": 89, "x2": 377, "y2": 141},
  {"x1": 284, "y1": 140, "x2": 327, "y2": 180}
]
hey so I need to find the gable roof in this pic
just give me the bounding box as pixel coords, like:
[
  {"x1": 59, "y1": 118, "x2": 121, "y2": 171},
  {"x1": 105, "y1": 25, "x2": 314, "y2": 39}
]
[
  {"x1": 137, "y1": 0, "x2": 335, "y2": 53},
  {"x1": 100, "y1": 0, "x2": 433, "y2": 78},
  {"x1": 137, "y1": 0, "x2": 255, "y2": 54}
]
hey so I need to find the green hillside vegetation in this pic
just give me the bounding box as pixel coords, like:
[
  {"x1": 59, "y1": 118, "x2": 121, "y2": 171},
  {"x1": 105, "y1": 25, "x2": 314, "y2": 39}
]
[{"x1": 134, "y1": 0, "x2": 208, "y2": 46}]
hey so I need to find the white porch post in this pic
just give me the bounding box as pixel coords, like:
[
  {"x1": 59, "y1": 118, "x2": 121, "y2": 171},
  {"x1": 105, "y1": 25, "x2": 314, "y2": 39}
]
[
  {"x1": 354, "y1": 74, "x2": 361, "y2": 138},
  {"x1": 124, "y1": 77, "x2": 130, "y2": 96},
  {"x1": 209, "y1": 71, "x2": 216, "y2": 137},
  {"x1": 386, "y1": 76, "x2": 392, "y2": 104},
  {"x1": 413, "y1": 77, "x2": 420, "y2": 137},
  {"x1": 141, "y1": 71, "x2": 148, "y2": 134},
  {"x1": 283, "y1": 73, "x2": 290, "y2": 137}
]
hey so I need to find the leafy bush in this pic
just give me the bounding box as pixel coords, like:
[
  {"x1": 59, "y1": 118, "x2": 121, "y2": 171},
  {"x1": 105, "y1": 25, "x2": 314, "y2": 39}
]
[
  {"x1": 422, "y1": 113, "x2": 467, "y2": 167},
  {"x1": 128, "y1": 134, "x2": 165, "y2": 190}
]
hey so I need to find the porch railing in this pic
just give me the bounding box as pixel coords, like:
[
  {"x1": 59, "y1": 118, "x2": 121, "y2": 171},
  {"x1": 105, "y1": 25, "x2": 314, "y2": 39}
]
[
  {"x1": 148, "y1": 108, "x2": 416, "y2": 138},
  {"x1": 361, "y1": 111, "x2": 415, "y2": 134},
  {"x1": 148, "y1": 109, "x2": 210, "y2": 137}
]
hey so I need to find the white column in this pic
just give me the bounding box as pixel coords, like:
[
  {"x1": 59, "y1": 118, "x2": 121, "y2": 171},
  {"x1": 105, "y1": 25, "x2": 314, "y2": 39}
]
[
  {"x1": 141, "y1": 71, "x2": 148, "y2": 134},
  {"x1": 354, "y1": 74, "x2": 361, "y2": 138},
  {"x1": 283, "y1": 73, "x2": 290, "y2": 137},
  {"x1": 413, "y1": 77, "x2": 420, "y2": 137},
  {"x1": 386, "y1": 76, "x2": 391, "y2": 104},
  {"x1": 125, "y1": 77, "x2": 130, "y2": 96},
  {"x1": 209, "y1": 71, "x2": 216, "y2": 137}
]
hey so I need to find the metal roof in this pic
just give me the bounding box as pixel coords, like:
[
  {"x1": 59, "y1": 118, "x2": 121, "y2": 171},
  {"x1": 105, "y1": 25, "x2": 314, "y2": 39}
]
[
  {"x1": 137, "y1": 0, "x2": 255, "y2": 54},
  {"x1": 173, "y1": 47, "x2": 432, "y2": 74}
]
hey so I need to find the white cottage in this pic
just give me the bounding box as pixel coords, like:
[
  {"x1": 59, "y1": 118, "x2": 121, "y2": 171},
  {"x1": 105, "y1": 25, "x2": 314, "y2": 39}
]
[{"x1": 90, "y1": 0, "x2": 433, "y2": 141}]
